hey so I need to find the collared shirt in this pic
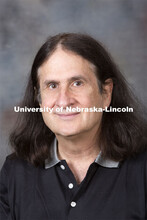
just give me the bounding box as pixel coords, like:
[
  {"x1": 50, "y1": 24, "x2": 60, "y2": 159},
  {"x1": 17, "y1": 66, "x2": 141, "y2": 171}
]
[
  {"x1": 45, "y1": 138, "x2": 120, "y2": 169},
  {"x1": 0, "y1": 140, "x2": 146, "y2": 220}
]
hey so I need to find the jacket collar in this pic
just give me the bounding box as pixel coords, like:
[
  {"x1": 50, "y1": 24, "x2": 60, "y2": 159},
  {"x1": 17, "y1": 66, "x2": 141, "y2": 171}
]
[{"x1": 45, "y1": 138, "x2": 120, "y2": 169}]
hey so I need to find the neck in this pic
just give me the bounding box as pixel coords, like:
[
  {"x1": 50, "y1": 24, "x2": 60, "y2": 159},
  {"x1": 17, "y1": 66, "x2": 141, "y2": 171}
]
[
  {"x1": 56, "y1": 130, "x2": 100, "y2": 163},
  {"x1": 56, "y1": 130, "x2": 100, "y2": 184}
]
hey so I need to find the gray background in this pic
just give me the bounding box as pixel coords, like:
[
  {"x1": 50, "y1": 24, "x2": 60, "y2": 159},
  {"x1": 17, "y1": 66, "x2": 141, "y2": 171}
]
[{"x1": 0, "y1": 0, "x2": 147, "y2": 168}]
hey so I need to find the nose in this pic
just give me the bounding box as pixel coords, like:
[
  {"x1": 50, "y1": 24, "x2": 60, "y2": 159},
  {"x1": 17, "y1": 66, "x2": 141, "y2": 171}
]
[{"x1": 55, "y1": 87, "x2": 75, "y2": 108}]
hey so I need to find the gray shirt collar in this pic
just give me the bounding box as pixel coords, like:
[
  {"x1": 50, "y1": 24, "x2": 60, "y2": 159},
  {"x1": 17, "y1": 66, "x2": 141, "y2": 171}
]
[{"x1": 45, "y1": 138, "x2": 120, "y2": 169}]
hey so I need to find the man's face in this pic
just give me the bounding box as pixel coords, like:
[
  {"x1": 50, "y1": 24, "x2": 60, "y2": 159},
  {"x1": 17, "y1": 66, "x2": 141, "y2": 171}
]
[{"x1": 38, "y1": 48, "x2": 112, "y2": 138}]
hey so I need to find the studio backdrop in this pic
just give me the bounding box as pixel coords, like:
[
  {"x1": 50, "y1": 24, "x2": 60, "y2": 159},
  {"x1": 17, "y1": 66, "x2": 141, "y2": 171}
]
[{"x1": 0, "y1": 0, "x2": 147, "y2": 168}]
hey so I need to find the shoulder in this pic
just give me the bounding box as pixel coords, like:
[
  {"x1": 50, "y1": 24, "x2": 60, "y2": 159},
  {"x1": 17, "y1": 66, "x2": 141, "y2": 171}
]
[
  {"x1": 0, "y1": 153, "x2": 36, "y2": 179},
  {"x1": 121, "y1": 149, "x2": 147, "y2": 179},
  {"x1": 3, "y1": 152, "x2": 31, "y2": 167},
  {"x1": 0, "y1": 154, "x2": 42, "y2": 209},
  {"x1": 0, "y1": 153, "x2": 41, "y2": 193},
  {"x1": 124, "y1": 149, "x2": 147, "y2": 166},
  {"x1": 129, "y1": 149, "x2": 147, "y2": 164}
]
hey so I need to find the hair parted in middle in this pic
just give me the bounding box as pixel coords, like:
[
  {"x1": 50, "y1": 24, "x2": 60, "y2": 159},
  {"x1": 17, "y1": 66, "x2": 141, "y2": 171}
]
[{"x1": 10, "y1": 33, "x2": 146, "y2": 166}]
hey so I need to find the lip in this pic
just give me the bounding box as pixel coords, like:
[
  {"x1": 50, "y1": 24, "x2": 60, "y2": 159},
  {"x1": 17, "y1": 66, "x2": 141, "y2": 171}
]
[{"x1": 55, "y1": 112, "x2": 80, "y2": 120}]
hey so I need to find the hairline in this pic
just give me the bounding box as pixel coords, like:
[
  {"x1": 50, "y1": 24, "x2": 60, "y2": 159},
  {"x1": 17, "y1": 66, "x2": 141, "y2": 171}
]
[{"x1": 36, "y1": 44, "x2": 102, "y2": 98}]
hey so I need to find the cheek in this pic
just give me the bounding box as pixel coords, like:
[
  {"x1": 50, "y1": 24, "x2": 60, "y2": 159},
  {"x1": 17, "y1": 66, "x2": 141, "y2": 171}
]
[
  {"x1": 41, "y1": 111, "x2": 54, "y2": 130},
  {"x1": 80, "y1": 86, "x2": 103, "y2": 107},
  {"x1": 80, "y1": 111, "x2": 103, "y2": 131},
  {"x1": 79, "y1": 94, "x2": 103, "y2": 108},
  {"x1": 41, "y1": 96, "x2": 55, "y2": 108},
  {"x1": 83, "y1": 111, "x2": 103, "y2": 121}
]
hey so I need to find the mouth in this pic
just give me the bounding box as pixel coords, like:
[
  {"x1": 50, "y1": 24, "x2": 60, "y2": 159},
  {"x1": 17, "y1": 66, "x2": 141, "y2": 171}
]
[{"x1": 55, "y1": 112, "x2": 80, "y2": 120}]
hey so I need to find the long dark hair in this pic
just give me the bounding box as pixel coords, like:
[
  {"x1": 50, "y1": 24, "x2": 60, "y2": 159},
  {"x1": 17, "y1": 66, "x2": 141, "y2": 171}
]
[{"x1": 10, "y1": 33, "x2": 146, "y2": 166}]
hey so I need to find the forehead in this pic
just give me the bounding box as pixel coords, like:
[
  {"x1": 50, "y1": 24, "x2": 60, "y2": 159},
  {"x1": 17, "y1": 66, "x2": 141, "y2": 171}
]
[{"x1": 38, "y1": 48, "x2": 97, "y2": 81}]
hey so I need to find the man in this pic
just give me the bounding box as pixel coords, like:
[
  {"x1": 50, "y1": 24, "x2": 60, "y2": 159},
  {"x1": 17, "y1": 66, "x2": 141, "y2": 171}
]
[{"x1": 0, "y1": 33, "x2": 146, "y2": 219}]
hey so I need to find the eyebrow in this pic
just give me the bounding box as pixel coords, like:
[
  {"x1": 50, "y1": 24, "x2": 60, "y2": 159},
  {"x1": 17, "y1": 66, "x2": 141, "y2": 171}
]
[
  {"x1": 69, "y1": 75, "x2": 88, "y2": 82},
  {"x1": 43, "y1": 80, "x2": 58, "y2": 86},
  {"x1": 43, "y1": 75, "x2": 88, "y2": 86}
]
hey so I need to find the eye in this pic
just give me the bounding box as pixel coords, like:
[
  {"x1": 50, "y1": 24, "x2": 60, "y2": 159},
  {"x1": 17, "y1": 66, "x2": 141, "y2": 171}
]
[
  {"x1": 73, "y1": 80, "x2": 83, "y2": 87},
  {"x1": 48, "y1": 83, "x2": 58, "y2": 89}
]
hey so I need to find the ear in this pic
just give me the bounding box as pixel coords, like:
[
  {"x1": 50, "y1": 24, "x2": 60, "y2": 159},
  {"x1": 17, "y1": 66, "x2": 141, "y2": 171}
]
[
  {"x1": 102, "y1": 78, "x2": 113, "y2": 108},
  {"x1": 37, "y1": 93, "x2": 42, "y2": 106},
  {"x1": 34, "y1": 87, "x2": 42, "y2": 105}
]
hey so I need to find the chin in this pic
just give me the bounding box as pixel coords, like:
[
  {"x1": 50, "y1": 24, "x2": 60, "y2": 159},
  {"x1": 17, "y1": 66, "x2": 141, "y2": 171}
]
[{"x1": 54, "y1": 128, "x2": 81, "y2": 137}]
